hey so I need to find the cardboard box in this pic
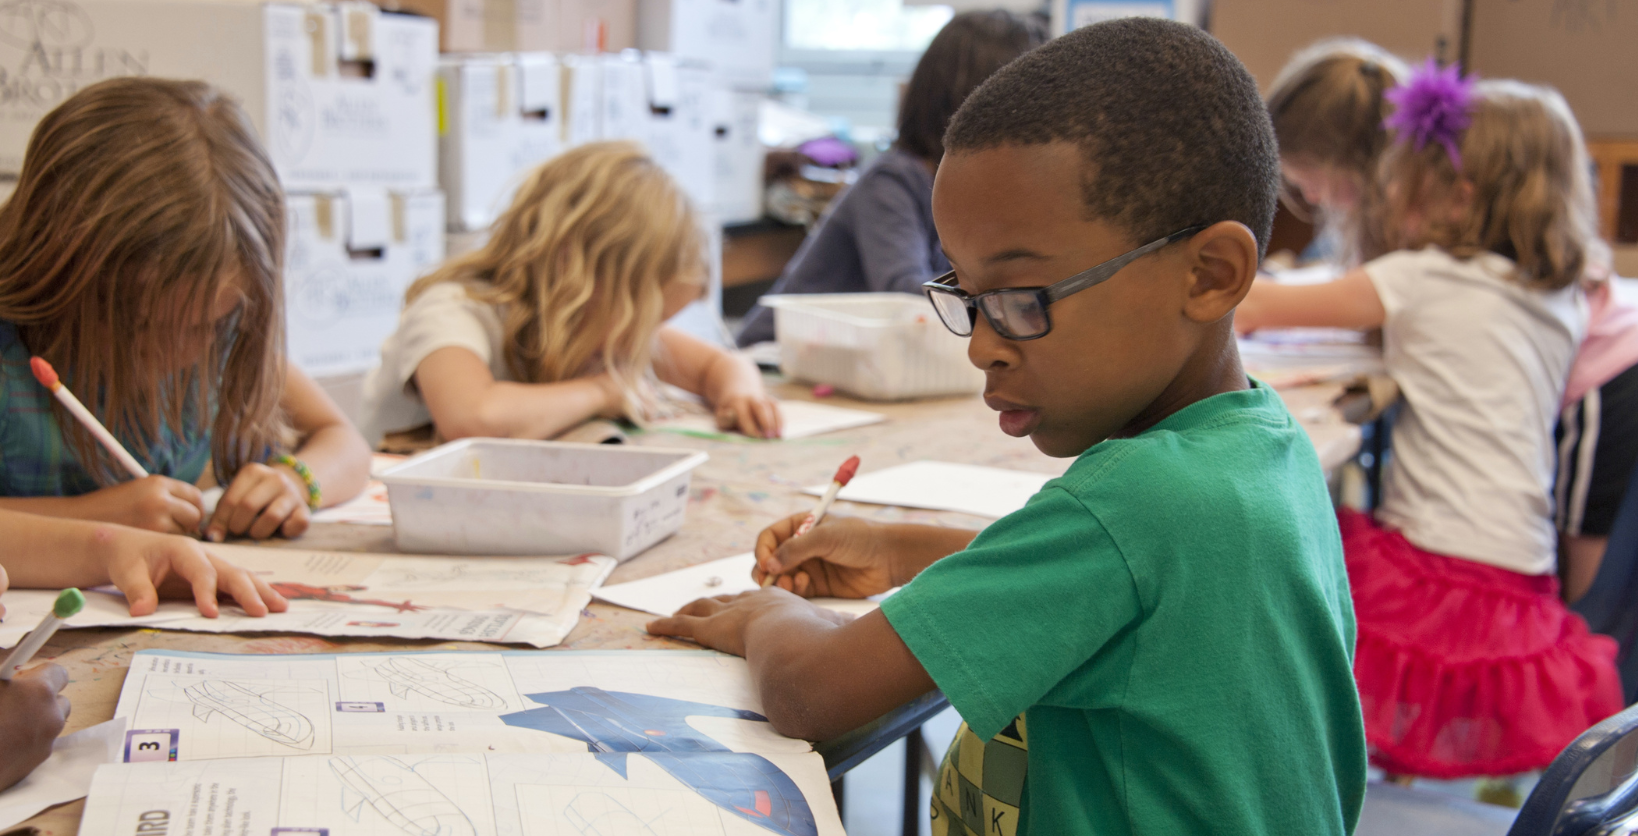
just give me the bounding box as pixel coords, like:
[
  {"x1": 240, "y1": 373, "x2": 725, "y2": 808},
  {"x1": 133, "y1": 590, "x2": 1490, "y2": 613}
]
[
  {"x1": 1050, "y1": 0, "x2": 1205, "y2": 35},
  {"x1": 709, "y1": 88, "x2": 762, "y2": 223},
  {"x1": 550, "y1": 0, "x2": 635, "y2": 52},
  {"x1": 285, "y1": 189, "x2": 446, "y2": 375},
  {"x1": 1209, "y1": 0, "x2": 1463, "y2": 91},
  {"x1": 643, "y1": 55, "x2": 713, "y2": 208},
  {"x1": 599, "y1": 51, "x2": 647, "y2": 142},
  {"x1": 0, "y1": 1, "x2": 437, "y2": 189},
  {"x1": 635, "y1": 0, "x2": 776, "y2": 90},
  {"x1": 439, "y1": 53, "x2": 563, "y2": 231},
  {"x1": 1468, "y1": 0, "x2": 1638, "y2": 138},
  {"x1": 372, "y1": 0, "x2": 631, "y2": 52},
  {"x1": 560, "y1": 53, "x2": 604, "y2": 145}
]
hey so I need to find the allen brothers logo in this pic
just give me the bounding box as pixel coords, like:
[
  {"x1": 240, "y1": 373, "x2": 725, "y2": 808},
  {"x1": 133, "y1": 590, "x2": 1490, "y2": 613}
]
[{"x1": 0, "y1": 0, "x2": 147, "y2": 108}]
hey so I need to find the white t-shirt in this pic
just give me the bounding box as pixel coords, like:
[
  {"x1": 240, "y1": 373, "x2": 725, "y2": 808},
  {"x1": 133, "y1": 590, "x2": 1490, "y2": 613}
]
[
  {"x1": 360, "y1": 282, "x2": 511, "y2": 445},
  {"x1": 1367, "y1": 247, "x2": 1585, "y2": 575}
]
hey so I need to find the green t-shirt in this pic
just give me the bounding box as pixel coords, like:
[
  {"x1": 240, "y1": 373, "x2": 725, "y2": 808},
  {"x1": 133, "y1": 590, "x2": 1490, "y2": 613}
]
[{"x1": 881, "y1": 382, "x2": 1366, "y2": 835}]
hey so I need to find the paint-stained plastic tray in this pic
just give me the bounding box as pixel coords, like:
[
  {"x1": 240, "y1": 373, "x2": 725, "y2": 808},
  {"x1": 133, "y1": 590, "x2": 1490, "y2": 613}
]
[{"x1": 379, "y1": 439, "x2": 707, "y2": 560}]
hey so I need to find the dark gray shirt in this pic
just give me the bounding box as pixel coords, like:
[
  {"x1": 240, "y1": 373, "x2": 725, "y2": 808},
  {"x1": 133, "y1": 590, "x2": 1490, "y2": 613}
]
[{"x1": 737, "y1": 148, "x2": 949, "y2": 346}]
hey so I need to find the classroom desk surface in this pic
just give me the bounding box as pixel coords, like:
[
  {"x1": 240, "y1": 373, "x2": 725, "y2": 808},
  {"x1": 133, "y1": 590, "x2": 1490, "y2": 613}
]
[{"x1": 15, "y1": 380, "x2": 1361, "y2": 836}]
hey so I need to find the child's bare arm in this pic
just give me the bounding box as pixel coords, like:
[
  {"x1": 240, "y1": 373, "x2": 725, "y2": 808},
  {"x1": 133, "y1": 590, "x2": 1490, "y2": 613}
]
[
  {"x1": 0, "y1": 509, "x2": 286, "y2": 617},
  {"x1": 0, "y1": 477, "x2": 204, "y2": 535},
  {"x1": 414, "y1": 346, "x2": 623, "y2": 440},
  {"x1": 648, "y1": 590, "x2": 936, "y2": 741},
  {"x1": 653, "y1": 327, "x2": 781, "y2": 438},
  {"x1": 1234, "y1": 269, "x2": 1386, "y2": 333},
  {"x1": 206, "y1": 366, "x2": 374, "y2": 541}
]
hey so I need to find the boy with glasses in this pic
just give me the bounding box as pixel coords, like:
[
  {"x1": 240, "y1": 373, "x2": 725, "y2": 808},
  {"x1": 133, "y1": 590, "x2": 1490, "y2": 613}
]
[{"x1": 649, "y1": 17, "x2": 1366, "y2": 835}]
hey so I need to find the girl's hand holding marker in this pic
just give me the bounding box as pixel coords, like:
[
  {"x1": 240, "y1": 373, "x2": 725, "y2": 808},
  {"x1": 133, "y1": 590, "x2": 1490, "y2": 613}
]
[{"x1": 31, "y1": 356, "x2": 321, "y2": 542}]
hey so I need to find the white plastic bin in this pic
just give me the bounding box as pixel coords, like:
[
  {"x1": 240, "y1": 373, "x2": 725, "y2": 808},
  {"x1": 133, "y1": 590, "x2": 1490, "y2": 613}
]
[
  {"x1": 379, "y1": 439, "x2": 708, "y2": 560},
  {"x1": 763, "y1": 293, "x2": 985, "y2": 401}
]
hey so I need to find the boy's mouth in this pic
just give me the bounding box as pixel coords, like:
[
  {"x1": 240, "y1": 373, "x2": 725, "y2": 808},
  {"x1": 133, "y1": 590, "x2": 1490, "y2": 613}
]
[{"x1": 985, "y1": 395, "x2": 1041, "y2": 437}]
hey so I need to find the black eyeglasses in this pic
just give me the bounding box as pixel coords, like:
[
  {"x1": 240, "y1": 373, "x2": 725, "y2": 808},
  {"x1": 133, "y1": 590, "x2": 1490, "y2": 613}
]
[{"x1": 922, "y1": 225, "x2": 1207, "y2": 341}]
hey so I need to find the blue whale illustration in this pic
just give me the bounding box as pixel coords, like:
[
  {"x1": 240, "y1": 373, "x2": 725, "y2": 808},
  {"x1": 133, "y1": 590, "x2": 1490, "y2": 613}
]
[{"x1": 501, "y1": 687, "x2": 818, "y2": 836}]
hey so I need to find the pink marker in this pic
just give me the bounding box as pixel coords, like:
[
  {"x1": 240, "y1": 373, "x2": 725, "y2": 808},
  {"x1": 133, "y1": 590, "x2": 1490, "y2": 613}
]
[
  {"x1": 31, "y1": 357, "x2": 148, "y2": 480},
  {"x1": 762, "y1": 456, "x2": 861, "y2": 588}
]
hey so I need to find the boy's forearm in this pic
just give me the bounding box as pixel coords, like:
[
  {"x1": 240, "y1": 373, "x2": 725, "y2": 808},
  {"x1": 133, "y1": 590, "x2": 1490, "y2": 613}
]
[
  {"x1": 743, "y1": 601, "x2": 937, "y2": 742},
  {"x1": 882, "y1": 523, "x2": 980, "y2": 585}
]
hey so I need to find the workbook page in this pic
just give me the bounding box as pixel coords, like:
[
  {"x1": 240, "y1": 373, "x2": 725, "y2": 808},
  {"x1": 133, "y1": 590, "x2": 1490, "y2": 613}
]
[
  {"x1": 113, "y1": 650, "x2": 810, "y2": 763},
  {"x1": 80, "y1": 750, "x2": 845, "y2": 836}
]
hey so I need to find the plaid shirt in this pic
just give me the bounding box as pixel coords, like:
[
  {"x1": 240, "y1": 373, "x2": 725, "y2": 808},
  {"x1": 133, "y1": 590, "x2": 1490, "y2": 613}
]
[{"x1": 0, "y1": 322, "x2": 211, "y2": 496}]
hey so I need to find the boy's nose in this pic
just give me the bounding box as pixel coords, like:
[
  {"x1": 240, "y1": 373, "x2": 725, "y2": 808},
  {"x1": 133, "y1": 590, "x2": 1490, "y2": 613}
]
[{"x1": 966, "y1": 316, "x2": 1020, "y2": 371}]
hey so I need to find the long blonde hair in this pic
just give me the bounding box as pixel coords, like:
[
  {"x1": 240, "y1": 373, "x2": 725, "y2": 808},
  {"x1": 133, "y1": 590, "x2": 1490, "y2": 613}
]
[
  {"x1": 0, "y1": 78, "x2": 286, "y2": 485},
  {"x1": 408, "y1": 142, "x2": 705, "y2": 417},
  {"x1": 1266, "y1": 38, "x2": 1408, "y2": 265},
  {"x1": 1367, "y1": 79, "x2": 1600, "y2": 291}
]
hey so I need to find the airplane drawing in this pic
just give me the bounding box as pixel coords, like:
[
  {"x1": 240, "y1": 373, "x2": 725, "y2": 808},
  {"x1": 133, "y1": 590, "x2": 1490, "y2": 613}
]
[
  {"x1": 564, "y1": 792, "x2": 660, "y2": 835},
  {"x1": 360, "y1": 657, "x2": 509, "y2": 710},
  {"x1": 329, "y1": 756, "x2": 477, "y2": 836},
  {"x1": 181, "y1": 680, "x2": 315, "y2": 750},
  {"x1": 501, "y1": 688, "x2": 818, "y2": 836}
]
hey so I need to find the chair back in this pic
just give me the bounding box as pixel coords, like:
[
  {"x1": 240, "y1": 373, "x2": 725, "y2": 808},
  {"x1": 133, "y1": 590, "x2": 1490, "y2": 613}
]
[{"x1": 1508, "y1": 703, "x2": 1638, "y2": 836}]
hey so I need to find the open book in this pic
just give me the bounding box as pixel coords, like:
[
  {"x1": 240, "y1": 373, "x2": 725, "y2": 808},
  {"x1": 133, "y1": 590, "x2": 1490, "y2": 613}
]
[{"x1": 80, "y1": 649, "x2": 844, "y2": 836}]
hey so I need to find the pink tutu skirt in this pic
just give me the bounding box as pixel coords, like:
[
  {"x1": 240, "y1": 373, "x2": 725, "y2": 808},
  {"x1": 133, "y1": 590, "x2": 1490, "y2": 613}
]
[{"x1": 1340, "y1": 509, "x2": 1624, "y2": 778}]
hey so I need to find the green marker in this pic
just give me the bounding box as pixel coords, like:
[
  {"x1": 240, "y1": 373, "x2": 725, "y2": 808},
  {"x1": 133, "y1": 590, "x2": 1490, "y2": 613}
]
[{"x1": 0, "y1": 588, "x2": 85, "y2": 681}]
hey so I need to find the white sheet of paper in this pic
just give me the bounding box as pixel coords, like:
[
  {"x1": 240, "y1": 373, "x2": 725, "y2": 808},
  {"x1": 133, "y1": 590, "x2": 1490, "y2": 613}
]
[
  {"x1": 0, "y1": 546, "x2": 615, "y2": 649},
  {"x1": 806, "y1": 460, "x2": 1054, "y2": 518},
  {"x1": 592, "y1": 553, "x2": 890, "y2": 617},
  {"x1": 0, "y1": 718, "x2": 126, "y2": 830},
  {"x1": 656, "y1": 400, "x2": 885, "y2": 440},
  {"x1": 311, "y1": 480, "x2": 393, "y2": 525}
]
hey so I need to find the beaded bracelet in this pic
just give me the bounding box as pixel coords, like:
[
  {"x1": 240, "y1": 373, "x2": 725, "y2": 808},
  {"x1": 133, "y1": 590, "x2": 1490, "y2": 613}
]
[{"x1": 270, "y1": 453, "x2": 322, "y2": 510}]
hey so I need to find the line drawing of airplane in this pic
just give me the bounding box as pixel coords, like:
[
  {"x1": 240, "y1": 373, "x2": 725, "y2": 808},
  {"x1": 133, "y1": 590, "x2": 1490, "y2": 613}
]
[
  {"x1": 358, "y1": 657, "x2": 509, "y2": 710},
  {"x1": 501, "y1": 688, "x2": 818, "y2": 836},
  {"x1": 563, "y1": 791, "x2": 662, "y2": 835},
  {"x1": 329, "y1": 756, "x2": 477, "y2": 836},
  {"x1": 180, "y1": 681, "x2": 315, "y2": 750}
]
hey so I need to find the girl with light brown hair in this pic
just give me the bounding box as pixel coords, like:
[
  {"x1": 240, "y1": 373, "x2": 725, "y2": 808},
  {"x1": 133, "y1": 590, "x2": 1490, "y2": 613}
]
[
  {"x1": 362, "y1": 141, "x2": 778, "y2": 444},
  {"x1": 0, "y1": 77, "x2": 371, "y2": 544},
  {"x1": 1265, "y1": 38, "x2": 1408, "y2": 266},
  {"x1": 1238, "y1": 69, "x2": 1620, "y2": 779}
]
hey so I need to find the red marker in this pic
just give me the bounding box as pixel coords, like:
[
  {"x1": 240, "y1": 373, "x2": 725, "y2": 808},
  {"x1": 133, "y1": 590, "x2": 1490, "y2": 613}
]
[
  {"x1": 31, "y1": 356, "x2": 149, "y2": 480},
  {"x1": 762, "y1": 456, "x2": 861, "y2": 588}
]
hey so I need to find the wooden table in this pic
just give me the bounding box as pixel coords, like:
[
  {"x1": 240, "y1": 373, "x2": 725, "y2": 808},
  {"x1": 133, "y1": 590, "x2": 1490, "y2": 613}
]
[{"x1": 14, "y1": 380, "x2": 1361, "y2": 836}]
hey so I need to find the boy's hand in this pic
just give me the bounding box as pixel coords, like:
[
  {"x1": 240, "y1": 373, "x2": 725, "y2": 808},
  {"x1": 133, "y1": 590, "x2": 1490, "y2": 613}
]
[
  {"x1": 755, "y1": 514, "x2": 896, "y2": 598},
  {"x1": 205, "y1": 463, "x2": 311, "y2": 542},
  {"x1": 100, "y1": 527, "x2": 288, "y2": 618},
  {"x1": 646, "y1": 588, "x2": 844, "y2": 656},
  {"x1": 0, "y1": 663, "x2": 70, "y2": 791},
  {"x1": 714, "y1": 390, "x2": 782, "y2": 439},
  {"x1": 75, "y1": 475, "x2": 205, "y2": 535}
]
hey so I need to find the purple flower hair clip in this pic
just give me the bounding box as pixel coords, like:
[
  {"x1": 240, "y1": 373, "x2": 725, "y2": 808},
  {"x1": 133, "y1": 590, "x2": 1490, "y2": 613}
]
[{"x1": 1384, "y1": 58, "x2": 1477, "y2": 170}]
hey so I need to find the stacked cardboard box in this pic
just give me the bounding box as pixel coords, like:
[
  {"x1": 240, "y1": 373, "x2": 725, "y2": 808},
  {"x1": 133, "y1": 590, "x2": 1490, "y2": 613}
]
[{"x1": 0, "y1": 0, "x2": 446, "y2": 378}]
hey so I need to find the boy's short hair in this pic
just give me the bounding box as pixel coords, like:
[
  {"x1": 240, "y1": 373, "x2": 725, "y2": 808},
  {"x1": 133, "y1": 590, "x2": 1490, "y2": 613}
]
[{"x1": 944, "y1": 17, "x2": 1280, "y2": 258}]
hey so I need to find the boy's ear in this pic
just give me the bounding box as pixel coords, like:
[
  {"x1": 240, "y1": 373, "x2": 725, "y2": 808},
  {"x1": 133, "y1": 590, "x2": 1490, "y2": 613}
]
[{"x1": 1180, "y1": 221, "x2": 1260, "y2": 324}]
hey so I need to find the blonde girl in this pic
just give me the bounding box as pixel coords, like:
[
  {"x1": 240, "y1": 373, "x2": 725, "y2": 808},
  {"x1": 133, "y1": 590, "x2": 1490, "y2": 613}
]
[
  {"x1": 1237, "y1": 68, "x2": 1620, "y2": 778},
  {"x1": 1265, "y1": 38, "x2": 1407, "y2": 265},
  {"x1": 362, "y1": 142, "x2": 779, "y2": 444},
  {"x1": 0, "y1": 78, "x2": 372, "y2": 544}
]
